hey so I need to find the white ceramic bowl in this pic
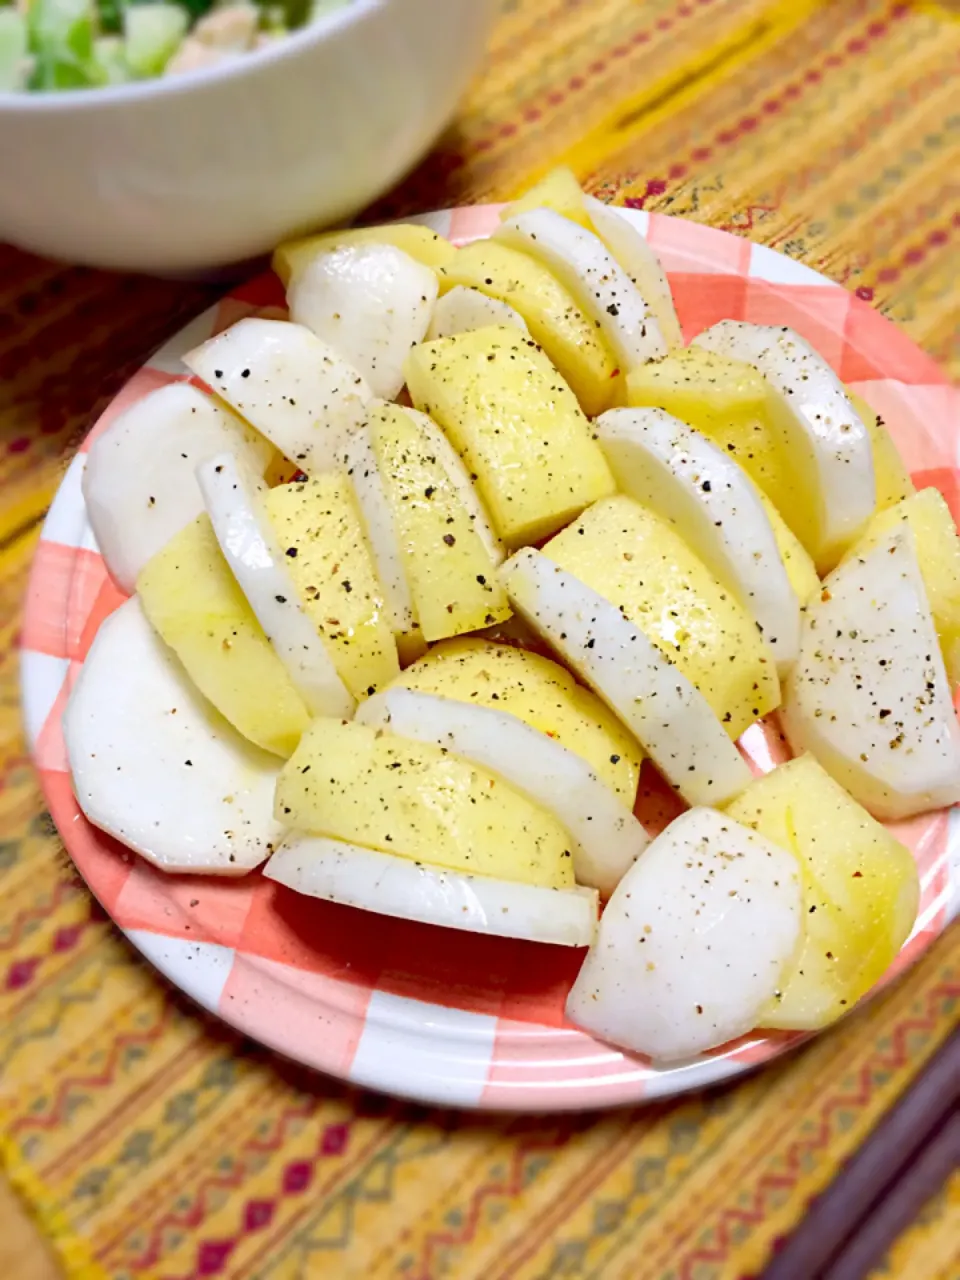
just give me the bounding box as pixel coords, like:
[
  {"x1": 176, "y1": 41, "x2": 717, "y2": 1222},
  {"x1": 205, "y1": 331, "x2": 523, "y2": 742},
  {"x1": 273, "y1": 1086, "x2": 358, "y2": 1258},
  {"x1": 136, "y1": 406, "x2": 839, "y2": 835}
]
[{"x1": 0, "y1": 0, "x2": 492, "y2": 274}]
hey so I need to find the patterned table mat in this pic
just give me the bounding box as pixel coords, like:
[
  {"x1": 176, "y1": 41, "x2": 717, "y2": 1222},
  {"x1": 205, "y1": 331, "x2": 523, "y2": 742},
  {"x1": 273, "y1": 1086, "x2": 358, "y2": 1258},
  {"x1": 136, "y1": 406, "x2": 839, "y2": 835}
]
[{"x1": 1, "y1": 1, "x2": 958, "y2": 1276}]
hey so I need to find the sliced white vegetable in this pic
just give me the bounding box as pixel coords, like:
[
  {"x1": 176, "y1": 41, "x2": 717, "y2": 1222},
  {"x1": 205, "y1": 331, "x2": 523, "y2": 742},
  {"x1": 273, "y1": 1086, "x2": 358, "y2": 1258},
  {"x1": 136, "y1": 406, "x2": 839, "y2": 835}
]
[
  {"x1": 595, "y1": 407, "x2": 801, "y2": 674},
  {"x1": 401, "y1": 406, "x2": 505, "y2": 567},
  {"x1": 265, "y1": 835, "x2": 599, "y2": 946},
  {"x1": 566, "y1": 807, "x2": 802, "y2": 1061},
  {"x1": 287, "y1": 243, "x2": 438, "y2": 400},
  {"x1": 183, "y1": 318, "x2": 373, "y2": 474},
  {"x1": 500, "y1": 548, "x2": 752, "y2": 806},
  {"x1": 196, "y1": 452, "x2": 355, "y2": 719},
  {"x1": 584, "y1": 196, "x2": 683, "y2": 349},
  {"x1": 693, "y1": 321, "x2": 876, "y2": 570},
  {"x1": 83, "y1": 382, "x2": 272, "y2": 594},
  {"x1": 356, "y1": 687, "x2": 647, "y2": 897},
  {"x1": 64, "y1": 597, "x2": 283, "y2": 874},
  {"x1": 427, "y1": 285, "x2": 530, "y2": 341},
  {"x1": 494, "y1": 208, "x2": 667, "y2": 370},
  {"x1": 338, "y1": 424, "x2": 418, "y2": 636},
  {"x1": 782, "y1": 529, "x2": 960, "y2": 820}
]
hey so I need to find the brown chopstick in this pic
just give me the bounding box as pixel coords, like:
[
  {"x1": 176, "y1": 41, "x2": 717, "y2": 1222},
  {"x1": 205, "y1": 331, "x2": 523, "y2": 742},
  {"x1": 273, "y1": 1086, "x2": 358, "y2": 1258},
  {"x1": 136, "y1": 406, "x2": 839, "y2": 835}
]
[
  {"x1": 823, "y1": 1110, "x2": 959, "y2": 1280},
  {"x1": 761, "y1": 1028, "x2": 959, "y2": 1280}
]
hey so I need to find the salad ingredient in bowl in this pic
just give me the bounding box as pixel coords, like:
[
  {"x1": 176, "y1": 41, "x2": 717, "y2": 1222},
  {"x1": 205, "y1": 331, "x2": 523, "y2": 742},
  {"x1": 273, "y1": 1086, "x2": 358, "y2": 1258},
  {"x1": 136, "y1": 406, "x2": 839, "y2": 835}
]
[
  {"x1": 58, "y1": 170, "x2": 960, "y2": 1066},
  {"x1": 0, "y1": 0, "x2": 351, "y2": 91},
  {"x1": 0, "y1": 0, "x2": 495, "y2": 272}
]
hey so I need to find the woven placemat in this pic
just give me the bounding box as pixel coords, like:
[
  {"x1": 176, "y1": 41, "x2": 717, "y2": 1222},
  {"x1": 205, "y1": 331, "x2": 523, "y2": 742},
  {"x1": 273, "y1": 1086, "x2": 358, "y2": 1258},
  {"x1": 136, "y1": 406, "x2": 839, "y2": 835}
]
[{"x1": 1, "y1": 2, "x2": 958, "y2": 1276}]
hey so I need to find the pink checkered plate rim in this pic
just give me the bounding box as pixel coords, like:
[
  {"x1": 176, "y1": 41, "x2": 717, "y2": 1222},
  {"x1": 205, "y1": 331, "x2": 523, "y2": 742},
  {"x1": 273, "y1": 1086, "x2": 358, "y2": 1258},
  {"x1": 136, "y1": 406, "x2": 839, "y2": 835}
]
[{"x1": 21, "y1": 204, "x2": 960, "y2": 1111}]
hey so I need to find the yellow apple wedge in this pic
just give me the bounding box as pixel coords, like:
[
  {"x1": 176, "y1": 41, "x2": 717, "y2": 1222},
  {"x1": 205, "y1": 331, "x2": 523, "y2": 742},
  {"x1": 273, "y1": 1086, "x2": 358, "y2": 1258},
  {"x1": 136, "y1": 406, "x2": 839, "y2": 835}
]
[
  {"x1": 356, "y1": 687, "x2": 649, "y2": 897},
  {"x1": 137, "y1": 515, "x2": 311, "y2": 757},
  {"x1": 273, "y1": 223, "x2": 456, "y2": 286},
  {"x1": 693, "y1": 321, "x2": 876, "y2": 571},
  {"x1": 626, "y1": 346, "x2": 794, "y2": 515},
  {"x1": 263, "y1": 473, "x2": 400, "y2": 701},
  {"x1": 499, "y1": 547, "x2": 752, "y2": 806},
  {"x1": 65, "y1": 598, "x2": 284, "y2": 874},
  {"x1": 366, "y1": 401, "x2": 510, "y2": 641},
  {"x1": 542, "y1": 496, "x2": 780, "y2": 738},
  {"x1": 393, "y1": 637, "x2": 643, "y2": 804},
  {"x1": 500, "y1": 166, "x2": 594, "y2": 228},
  {"x1": 436, "y1": 240, "x2": 620, "y2": 415},
  {"x1": 275, "y1": 718, "x2": 576, "y2": 888},
  {"x1": 726, "y1": 755, "x2": 920, "y2": 1030},
  {"x1": 595, "y1": 407, "x2": 807, "y2": 674},
  {"x1": 495, "y1": 208, "x2": 668, "y2": 370},
  {"x1": 405, "y1": 325, "x2": 615, "y2": 548}
]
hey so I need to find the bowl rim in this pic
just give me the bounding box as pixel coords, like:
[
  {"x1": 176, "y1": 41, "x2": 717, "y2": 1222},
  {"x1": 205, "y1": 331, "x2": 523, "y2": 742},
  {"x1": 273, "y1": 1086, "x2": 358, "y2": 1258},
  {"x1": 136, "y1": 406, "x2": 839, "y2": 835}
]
[{"x1": 0, "y1": 0, "x2": 380, "y2": 113}]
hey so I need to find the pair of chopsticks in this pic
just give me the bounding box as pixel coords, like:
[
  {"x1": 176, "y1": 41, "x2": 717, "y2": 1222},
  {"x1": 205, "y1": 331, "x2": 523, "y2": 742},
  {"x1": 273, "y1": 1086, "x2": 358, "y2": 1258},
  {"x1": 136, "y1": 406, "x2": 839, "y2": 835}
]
[{"x1": 762, "y1": 1029, "x2": 959, "y2": 1279}]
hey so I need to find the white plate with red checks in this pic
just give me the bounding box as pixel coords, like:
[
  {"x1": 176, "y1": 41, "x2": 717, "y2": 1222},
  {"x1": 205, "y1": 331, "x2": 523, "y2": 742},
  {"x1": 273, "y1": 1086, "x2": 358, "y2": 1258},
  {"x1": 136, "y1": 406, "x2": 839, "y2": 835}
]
[{"x1": 22, "y1": 205, "x2": 960, "y2": 1109}]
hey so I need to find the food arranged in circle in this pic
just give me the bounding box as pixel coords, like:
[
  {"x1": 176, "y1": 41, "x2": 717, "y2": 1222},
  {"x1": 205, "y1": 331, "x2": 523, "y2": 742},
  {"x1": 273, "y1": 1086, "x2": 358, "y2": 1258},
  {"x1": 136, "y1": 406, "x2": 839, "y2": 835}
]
[{"x1": 65, "y1": 168, "x2": 960, "y2": 1065}]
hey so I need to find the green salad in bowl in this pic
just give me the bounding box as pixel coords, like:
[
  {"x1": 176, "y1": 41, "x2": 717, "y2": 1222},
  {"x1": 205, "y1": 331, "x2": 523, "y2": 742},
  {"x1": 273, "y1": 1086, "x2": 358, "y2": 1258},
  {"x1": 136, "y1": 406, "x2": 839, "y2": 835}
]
[{"x1": 0, "y1": 0, "x2": 349, "y2": 89}]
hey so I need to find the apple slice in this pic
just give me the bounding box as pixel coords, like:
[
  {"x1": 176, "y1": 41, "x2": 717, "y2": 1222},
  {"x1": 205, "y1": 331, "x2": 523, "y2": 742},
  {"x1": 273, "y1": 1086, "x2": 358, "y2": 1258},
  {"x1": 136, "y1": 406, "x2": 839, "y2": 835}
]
[
  {"x1": 286, "y1": 242, "x2": 438, "y2": 399},
  {"x1": 427, "y1": 285, "x2": 530, "y2": 340},
  {"x1": 726, "y1": 755, "x2": 920, "y2": 1030},
  {"x1": 64, "y1": 597, "x2": 283, "y2": 874},
  {"x1": 265, "y1": 836, "x2": 598, "y2": 946},
  {"x1": 626, "y1": 346, "x2": 792, "y2": 515},
  {"x1": 405, "y1": 325, "x2": 615, "y2": 548},
  {"x1": 498, "y1": 171, "x2": 682, "y2": 351},
  {"x1": 380, "y1": 403, "x2": 504, "y2": 568},
  {"x1": 356, "y1": 687, "x2": 648, "y2": 897},
  {"x1": 137, "y1": 515, "x2": 312, "y2": 757},
  {"x1": 263, "y1": 473, "x2": 401, "y2": 701},
  {"x1": 367, "y1": 402, "x2": 509, "y2": 641},
  {"x1": 566, "y1": 806, "x2": 802, "y2": 1061},
  {"x1": 276, "y1": 717, "x2": 576, "y2": 888},
  {"x1": 693, "y1": 321, "x2": 876, "y2": 570},
  {"x1": 782, "y1": 529, "x2": 960, "y2": 819},
  {"x1": 83, "y1": 382, "x2": 273, "y2": 594},
  {"x1": 436, "y1": 240, "x2": 619, "y2": 416},
  {"x1": 499, "y1": 548, "x2": 752, "y2": 806},
  {"x1": 500, "y1": 166, "x2": 594, "y2": 229},
  {"x1": 395, "y1": 637, "x2": 643, "y2": 805},
  {"x1": 595, "y1": 407, "x2": 804, "y2": 673},
  {"x1": 495, "y1": 208, "x2": 668, "y2": 370},
  {"x1": 338, "y1": 425, "x2": 421, "y2": 657},
  {"x1": 183, "y1": 317, "x2": 373, "y2": 474},
  {"x1": 584, "y1": 197, "x2": 683, "y2": 350},
  {"x1": 273, "y1": 222, "x2": 456, "y2": 286},
  {"x1": 849, "y1": 392, "x2": 915, "y2": 511},
  {"x1": 197, "y1": 452, "x2": 354, "y2": 718},
  {"x1": 543, "y1": 496, "x2": 780, "y2": 739}
]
